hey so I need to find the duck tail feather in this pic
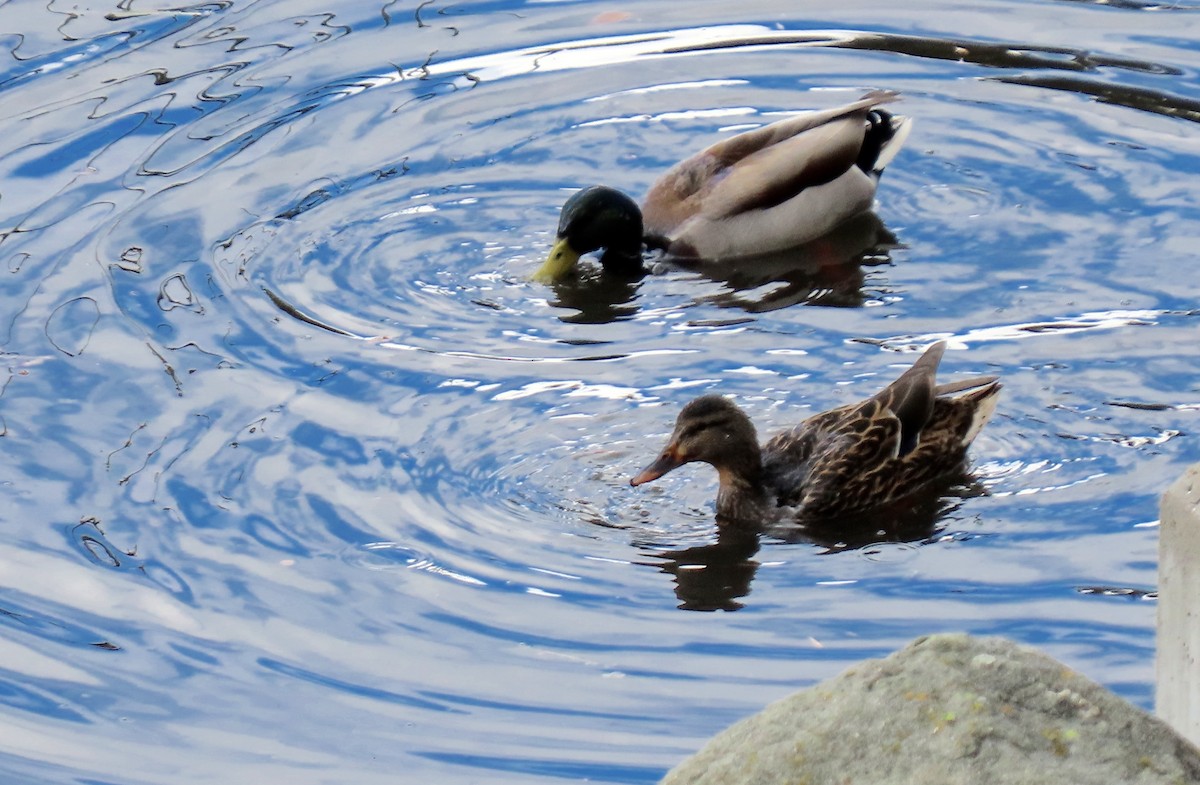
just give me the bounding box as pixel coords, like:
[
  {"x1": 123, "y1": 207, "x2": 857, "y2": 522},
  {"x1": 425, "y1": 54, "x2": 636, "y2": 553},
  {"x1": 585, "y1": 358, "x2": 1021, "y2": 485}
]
[
  {"x1": 935, "y1": 374, "x2": 1001, "y2": 396},
  {"x1": 960, "y1": 382, "x2": 1003, "y2": 445},
  {"x1": 870, "y1": 114, "x2": 912, "y2": 173},
  {"x1": 859, "y1": 88, "x2": 901, "y2": 106}
]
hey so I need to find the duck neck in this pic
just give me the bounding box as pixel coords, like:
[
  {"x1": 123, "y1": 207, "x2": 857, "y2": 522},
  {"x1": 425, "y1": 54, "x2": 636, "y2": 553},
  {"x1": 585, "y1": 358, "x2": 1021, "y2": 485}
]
[
  {"x1": 599, "y1": 247, "x2": 646, "y2": 277},
  {"x1": 713, "y1": 450, "x2": 769, "y2": 523}
]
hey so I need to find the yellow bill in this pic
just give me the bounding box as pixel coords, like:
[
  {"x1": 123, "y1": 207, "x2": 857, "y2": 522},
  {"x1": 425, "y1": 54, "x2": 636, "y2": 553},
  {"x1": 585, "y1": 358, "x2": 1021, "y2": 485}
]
[{"x1": 531, "y1": 237, "x2": 580, "y2": 283}]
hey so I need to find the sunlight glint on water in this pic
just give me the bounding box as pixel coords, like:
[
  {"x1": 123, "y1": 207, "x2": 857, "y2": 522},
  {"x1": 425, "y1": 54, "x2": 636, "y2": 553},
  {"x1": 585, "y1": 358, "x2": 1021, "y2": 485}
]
[{"x1": 0, "y1": 1, "x2": 1197, "y2": 783}]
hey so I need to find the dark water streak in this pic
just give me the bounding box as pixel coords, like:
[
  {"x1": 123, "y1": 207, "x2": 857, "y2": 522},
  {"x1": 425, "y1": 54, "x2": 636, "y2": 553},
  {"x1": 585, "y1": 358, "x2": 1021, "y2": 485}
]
[{"x1": 0, "y1": 2, "x2": 1195, "y2": 784}]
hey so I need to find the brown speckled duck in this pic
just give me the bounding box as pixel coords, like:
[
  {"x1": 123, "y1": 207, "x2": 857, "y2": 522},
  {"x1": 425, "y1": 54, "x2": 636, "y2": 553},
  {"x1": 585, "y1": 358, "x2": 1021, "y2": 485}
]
[
  {"x1": 630, "y1": 342, "x2": 1001, "y2": 525},
  {"x1": 533, "y1": 90, "x2": 911, "y2": 282}
]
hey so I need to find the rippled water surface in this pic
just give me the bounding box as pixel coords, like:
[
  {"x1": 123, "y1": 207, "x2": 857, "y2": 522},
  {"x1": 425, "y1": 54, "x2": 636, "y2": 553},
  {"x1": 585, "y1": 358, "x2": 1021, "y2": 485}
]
[{"x1": 2, "y1": 0, "x2": 1199, "y2": 782}]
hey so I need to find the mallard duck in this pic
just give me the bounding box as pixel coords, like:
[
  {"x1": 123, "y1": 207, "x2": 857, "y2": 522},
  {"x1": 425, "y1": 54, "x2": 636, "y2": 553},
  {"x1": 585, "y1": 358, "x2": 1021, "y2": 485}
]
[
  {"x1": 533, "y1": 90, "x2": 911, "y2": 282},
  {"x1": 630, "y1": 342, "x2": 1001, "y2": 525}
]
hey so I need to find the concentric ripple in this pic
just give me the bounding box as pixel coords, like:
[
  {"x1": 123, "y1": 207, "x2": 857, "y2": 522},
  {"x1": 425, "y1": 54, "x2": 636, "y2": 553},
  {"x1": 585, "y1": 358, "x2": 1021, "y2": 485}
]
[{"x1": 1, "y1": 2, "x2": 1197, "y2": 784}]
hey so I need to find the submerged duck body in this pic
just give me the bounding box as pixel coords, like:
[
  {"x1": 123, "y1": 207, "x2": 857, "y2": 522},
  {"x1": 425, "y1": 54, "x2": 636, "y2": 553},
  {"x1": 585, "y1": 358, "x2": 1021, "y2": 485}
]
[
  {"x1": 535, "y1": 90, "x2": 912, "y2": 282},
  {"x1": 630, "y1": 342, "x2": 1001, "y2": 526}
]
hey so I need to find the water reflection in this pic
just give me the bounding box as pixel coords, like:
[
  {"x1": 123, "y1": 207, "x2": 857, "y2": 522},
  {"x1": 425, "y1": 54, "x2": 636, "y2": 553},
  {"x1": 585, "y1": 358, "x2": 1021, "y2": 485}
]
[
  {"x1": 539, "y1": 25, "x2": 1199, "y2": 123},
  {"x1": 833, "y1": 31, "x2": 1180, "y2": 75},
  {"x1": 873, "y1": 308, "x2": 1200, "y2": 350},
  {"x1": 546, "y1": 267, "x2": 644, "y2": 324},
  {"x1": 698, "y1": 211, "x2": 897, "y2": 312},
  {"x1": 1, "y1": 2, "x2": 1196, "y2": 782},
  {"x1": 997, "y1": 75, "x2": 1200, "y2": 123},
  {"x1": 548, "y1": 211, "x2": 898, "y2": 322},
  {"x1": 641, "y1": 478, "x2": 980, "y2": 611},
  {"x1": 644, "y1": 528, "x2": 761, "y2": 611}
]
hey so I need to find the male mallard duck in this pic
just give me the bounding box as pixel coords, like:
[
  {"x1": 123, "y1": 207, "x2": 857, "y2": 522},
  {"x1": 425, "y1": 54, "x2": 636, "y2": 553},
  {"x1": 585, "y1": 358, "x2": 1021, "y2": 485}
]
[
  {"x1": 533, "y1": 90, "x2": 912, "y2": 282},
  {"x1": 630, "y1": 342, "x2": 1000, "y2": 525}
]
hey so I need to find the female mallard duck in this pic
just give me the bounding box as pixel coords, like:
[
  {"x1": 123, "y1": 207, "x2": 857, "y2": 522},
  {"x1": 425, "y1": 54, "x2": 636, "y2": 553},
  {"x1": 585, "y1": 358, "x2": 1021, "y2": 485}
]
[
  {"x1": 533, "y1": 90, "x2": 911, "y2": 282},
  {"x1": 630, "y1": 342, "x2": 1000, "y2": 525}
]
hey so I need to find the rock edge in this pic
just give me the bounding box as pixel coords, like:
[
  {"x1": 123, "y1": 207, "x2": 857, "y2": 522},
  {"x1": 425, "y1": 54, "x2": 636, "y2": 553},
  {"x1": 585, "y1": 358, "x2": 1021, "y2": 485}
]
[{"x1": 661, "y1": 633, "x2": 1200, "y2": 785}]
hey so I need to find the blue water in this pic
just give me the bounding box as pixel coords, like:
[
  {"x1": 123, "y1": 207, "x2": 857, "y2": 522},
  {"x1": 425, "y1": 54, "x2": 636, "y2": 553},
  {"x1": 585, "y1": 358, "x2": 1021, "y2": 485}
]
[{"x1": 2, "y1": 0, "x2": 1198, "y2": 782}]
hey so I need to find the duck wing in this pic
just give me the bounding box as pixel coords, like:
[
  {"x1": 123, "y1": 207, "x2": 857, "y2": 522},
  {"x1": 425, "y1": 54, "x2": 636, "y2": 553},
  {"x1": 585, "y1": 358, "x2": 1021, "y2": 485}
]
[
  {"x1": 642, "y1": 92, "x2": 907, "y2": 258},
  {"x1": 781, "y1": 399, "x2": 904, "y2": 512},
  {"x1": 767, "y1": 344, "x2": 998, "y2": 519},
  {"x1": 870, "y1": 342, "x2": 946, "y2": 457},
  {"x1": 759, "y1": 397, "x2": 897, "y2": 505},
  {"x1": 702, "y1": 90, "x2": 900, "y2": 175},
  {"x1": 699, "y1": 99, "x2": 896, "y2": 220}
]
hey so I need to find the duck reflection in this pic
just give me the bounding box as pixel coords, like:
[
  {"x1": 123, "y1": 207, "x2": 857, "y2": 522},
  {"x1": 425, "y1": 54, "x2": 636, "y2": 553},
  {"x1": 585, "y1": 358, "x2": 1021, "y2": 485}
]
[
  {"x1": 643, "y1": 479, "x2": 981, "y2": 612},
  {"x1": 770, "y1": 477, "x2": 980, "y2": 552},
  {"x1": 546, "y1": 263, "x2": 644, "y2": 324},
  {"x1": 644, "y1": 527, "x2": 761, "y2": 612},
  {"x1": 548, "y1": 210, "x2": 898, "y2": 323},
  {"x1": 697, "y1": 210, "x2": 897, "y2": 312}
]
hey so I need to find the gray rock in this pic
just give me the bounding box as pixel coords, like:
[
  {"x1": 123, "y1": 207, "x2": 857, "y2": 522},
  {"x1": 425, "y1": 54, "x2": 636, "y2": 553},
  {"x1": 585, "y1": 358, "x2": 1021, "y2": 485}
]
[{"x1": 660, "y1": 633, "x2": 1200, "y2": 785}]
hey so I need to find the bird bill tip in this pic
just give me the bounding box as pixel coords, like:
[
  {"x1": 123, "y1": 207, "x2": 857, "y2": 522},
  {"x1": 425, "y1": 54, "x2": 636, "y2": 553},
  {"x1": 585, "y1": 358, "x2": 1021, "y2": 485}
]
[
  {"x1": 531, "y1": 238, "x2": 579, "y2": 283},
  {"x1": 630, "y1": 448, "x2": 684, "y2": 487},
  {"x1": 629, "y1": 467, "x2": 663, "y2": 487}
]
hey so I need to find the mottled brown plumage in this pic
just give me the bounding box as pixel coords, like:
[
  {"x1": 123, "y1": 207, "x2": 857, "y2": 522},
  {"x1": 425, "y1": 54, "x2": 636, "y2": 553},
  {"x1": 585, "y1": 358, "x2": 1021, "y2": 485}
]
[{"x1": 630, "y1": 342, "x2": 1001, "y2": 525}]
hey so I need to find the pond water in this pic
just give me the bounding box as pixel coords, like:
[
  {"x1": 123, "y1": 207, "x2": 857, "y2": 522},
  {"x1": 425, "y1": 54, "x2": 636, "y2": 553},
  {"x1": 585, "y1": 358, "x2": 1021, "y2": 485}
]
[{"x1": 2, "y1": 0, "x2": 1199, "y2": 782}]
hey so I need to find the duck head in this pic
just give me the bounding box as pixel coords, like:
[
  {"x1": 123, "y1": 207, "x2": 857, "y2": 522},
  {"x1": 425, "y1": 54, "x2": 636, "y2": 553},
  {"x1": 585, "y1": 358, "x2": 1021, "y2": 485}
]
[
  {"x1": 631, "y1": 395, "x2": 762, "y2": 487},
  {"x1": 533, "y1": 185, "x2": 644, "y2": 282}
]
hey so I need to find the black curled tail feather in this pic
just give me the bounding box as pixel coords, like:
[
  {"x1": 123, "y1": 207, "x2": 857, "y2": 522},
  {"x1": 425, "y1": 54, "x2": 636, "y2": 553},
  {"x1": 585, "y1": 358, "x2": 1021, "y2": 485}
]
[{"x1": 855, "y1": 109, "x2": 899, "y2": 175}]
